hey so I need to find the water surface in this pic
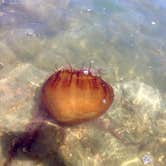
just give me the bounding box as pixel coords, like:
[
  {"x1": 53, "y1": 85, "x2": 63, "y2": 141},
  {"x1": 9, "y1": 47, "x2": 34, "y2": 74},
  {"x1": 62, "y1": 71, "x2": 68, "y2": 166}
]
[{"x1": 0, "y1": 0, "x2": 165, "y2": 166}]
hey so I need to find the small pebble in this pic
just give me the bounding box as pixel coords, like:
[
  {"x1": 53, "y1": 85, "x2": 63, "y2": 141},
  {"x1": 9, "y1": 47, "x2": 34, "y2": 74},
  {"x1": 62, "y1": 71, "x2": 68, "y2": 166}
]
[{"x1": 142, "y1": 154, "x2": 153, "y2": 165}]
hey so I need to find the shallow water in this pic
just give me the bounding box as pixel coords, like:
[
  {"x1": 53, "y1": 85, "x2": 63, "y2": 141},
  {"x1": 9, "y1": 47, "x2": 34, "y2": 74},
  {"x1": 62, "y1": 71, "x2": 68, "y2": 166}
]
[{"x1": 0, "y1": 0, "x2": 165, "y2": 166}]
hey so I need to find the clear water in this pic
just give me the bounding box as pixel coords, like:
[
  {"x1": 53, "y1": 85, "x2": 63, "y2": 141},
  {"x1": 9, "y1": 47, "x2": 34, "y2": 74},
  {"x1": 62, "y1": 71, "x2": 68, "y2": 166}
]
[{"x1": 0, "y1": 0, "x2": 165, "y2": 166}]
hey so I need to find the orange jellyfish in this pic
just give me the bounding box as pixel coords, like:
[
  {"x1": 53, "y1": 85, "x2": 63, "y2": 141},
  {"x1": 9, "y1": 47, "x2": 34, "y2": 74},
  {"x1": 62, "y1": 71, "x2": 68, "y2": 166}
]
[
  {"x1": 41, "y1": 68, "x2": 114, "y2": 125},
  {"x1": 4, "y1": 67, "x2": 114, "y2": 166}
]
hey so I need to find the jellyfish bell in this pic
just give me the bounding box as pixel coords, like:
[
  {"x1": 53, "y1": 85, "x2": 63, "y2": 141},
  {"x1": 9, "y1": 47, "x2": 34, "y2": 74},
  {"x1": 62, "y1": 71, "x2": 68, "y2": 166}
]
[{"x1": 41, "y1": 67, "x2": 114, "y2": 125}]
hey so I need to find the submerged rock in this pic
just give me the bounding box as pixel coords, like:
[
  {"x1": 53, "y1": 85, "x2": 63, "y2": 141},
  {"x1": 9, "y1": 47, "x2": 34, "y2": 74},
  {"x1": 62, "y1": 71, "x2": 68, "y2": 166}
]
[
  {"x1": 108, "y1": 80, "x2": 162, "y2": 144},
  {"x1": 0, "y1": 63, "x2": 47, "y2": 132}
]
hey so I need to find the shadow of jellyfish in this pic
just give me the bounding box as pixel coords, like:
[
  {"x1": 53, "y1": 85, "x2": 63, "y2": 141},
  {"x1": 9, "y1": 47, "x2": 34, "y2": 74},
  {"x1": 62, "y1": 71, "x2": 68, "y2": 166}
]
[{"x1": 2, "y1": 121, "x2": 66, "y2": 166}]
